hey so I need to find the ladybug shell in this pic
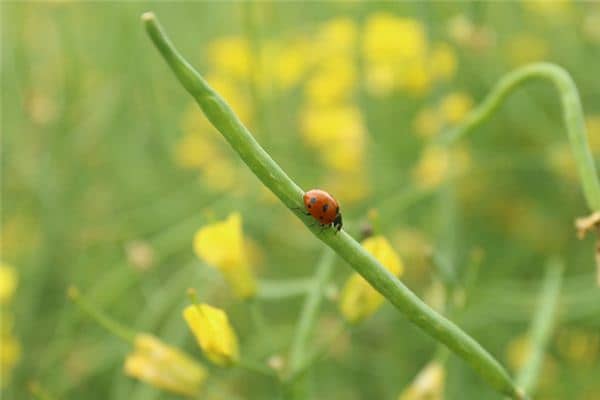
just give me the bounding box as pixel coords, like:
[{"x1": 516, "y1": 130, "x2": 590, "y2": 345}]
[{"x1": 303, "y1": 189, "x2": 340, "y2": 225}]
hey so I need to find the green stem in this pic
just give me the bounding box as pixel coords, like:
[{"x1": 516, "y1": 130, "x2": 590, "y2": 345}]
[
  {"x1": 516, "y1": 260, "x2": 564, "y2": 396},
  {"x1": 439, "y1": 62, "x2": 600, "y2": 212},
  {"x1": 67, "y1": 286, "x2": 135, "y2": 344},
  {"x1": 283, "y1": 249, "x2": 335, "y2": 399},
  {"x1": 141, "y1": 13, "x2": 524, "y2": 399},
  {"x1": 287, "y1": 250, "x2": 335, "y2": 374}
]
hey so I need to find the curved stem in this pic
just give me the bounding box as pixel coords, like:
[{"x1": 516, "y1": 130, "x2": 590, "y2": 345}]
[
  {"x1": 439, "y1": 62, "x2": 600, "y2": 211},
  {"x1": 516, "y1": 260, "x2": 563, "y2": 396},
  {"x1": 141, "y1": 13, "x2": 524, "y2": 399}
]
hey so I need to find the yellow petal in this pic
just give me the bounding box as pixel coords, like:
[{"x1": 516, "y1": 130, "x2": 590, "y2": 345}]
[
  {"x1": 339, "y1": 236, "x2": 403, "y2": 323},
  {"x1": 183, "y1": 303, "x2": 240, "y2": 367},
  {"x1": 0, "y1": 263, "x2": 17, "y2": 305},
  {"x1": 193, "y1": 213, "x2": 256, "y2": 298}
]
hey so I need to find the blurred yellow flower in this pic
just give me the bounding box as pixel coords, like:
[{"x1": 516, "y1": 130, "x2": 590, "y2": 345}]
[
  {"x1": 0, "y1": 329, "x2": 20, "y2": 386},
  {"x1": 207, "y1": 36, "x2": 251, "y2": 80},
  {"x1": 446, "y1": 14, "x2": 496, "y2": 52},
  {"x1": 412, "y1": 146, "x2": 449, "y2": 190},
  {"x1": 362, "y1": 13, "x2": 430, "y2": 97},
  {"x1": 547, "y1": 143, "x2": 578, "y2": 182},
  {"x1": 193, "y1": 213, "x2": 256, "y2": 299},
  {"x1": 585, "y1": 115, "x2": 600, "y2": 154},
  {"x1": 300, "y1": 104, "x2": 367, "y2": 174},
  {"x1": 205, "y1": 73, "x2": 252, "y2": 127},
  {"x1": 317, "y1": 17, "x2": 357, "y2": 56},
  {"x1": 522, "y1": 0, "x2": 571, "y2": 17},
  {"x1": 363, "y1": 13, "x2": 427, "y2": 63},
  {"x1": 505, "y1": 335, "x2": 532, "y2": 371},
  {"x1": 365, "y1": 63, "x2": 396, "y2": 97},
  {"x1": 304, "y1": 57, "x2": 357, "y2": 106},
  {"x1": 506, "y1": 34, "x2": 548, "y2": 67},
  {"x1": 398, "y1": 361, "x2": 445, "y2": 400},
  {"x1": 556, "y1": 328, "x2": 600, "y2": 366},
  {"x1": 0, "y1": 263, "x2": 17, "y2": 304},
  {"x1": 430, "y1": 42, "x2": 457, "y2": 81},
  {"x1": 439, "y1": 92, "x2": 473, "y2": 124},
  {"x1": 175, "y1": 131, "x2": 221, "y2": 169},
  {"x1": 340, "y1": 236, "x2": 404, "y2": 323},
  {"x1": 412, "y1": 145, "x2": 471, "y2": 190},
  {"x1": 274, "y1": 37, "x2": 313, "y2": 90},
  {"x1": 183, "y1": 303, "x2": 240, "y2": 367},
  {"x1": 124, "y1": 333, "x2": 207, "y2": 397},
  {"x1": 413, "y1": 107, "x2": 443, "y2": 138},
  {"x1": 324, "y1": 171, "x2": 371, "y2": 205}
]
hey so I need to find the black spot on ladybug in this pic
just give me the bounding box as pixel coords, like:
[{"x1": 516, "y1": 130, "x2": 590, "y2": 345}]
[
  {"x1": 310, "y1": 197, "x2": 317, "y2": 204},
  {"x1": 319, "y1": 216, "x2": 323, "y2": 220},
  {"x1": 322, "y1": 204, "x2": 329, "y2": 212},
  {"x1": 307, "y1": 204, "x2": 311, "y2": 208}
]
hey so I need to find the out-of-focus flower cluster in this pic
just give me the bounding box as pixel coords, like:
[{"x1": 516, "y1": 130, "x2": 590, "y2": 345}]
[{"x1": 0, "y1": 263, "x2": 20, "y2": 386}]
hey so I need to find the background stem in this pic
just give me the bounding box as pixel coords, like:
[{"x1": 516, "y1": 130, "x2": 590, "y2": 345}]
[
  {"x1": 516, "y1": 260, "x2": 564, "y2": 396},
  {"x1": 440, "y1": 62, "x2": 600, "y2": 211}
]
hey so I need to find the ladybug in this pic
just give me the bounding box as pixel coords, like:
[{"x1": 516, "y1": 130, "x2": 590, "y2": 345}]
[{"x1": 303, "y1": 189, "x2": 343, "y2": 231}]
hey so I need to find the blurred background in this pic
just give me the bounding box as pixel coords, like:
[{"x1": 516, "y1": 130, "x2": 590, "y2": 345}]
[{"x1": 2, "y1": 1, "x2": 600, "y2": 399}]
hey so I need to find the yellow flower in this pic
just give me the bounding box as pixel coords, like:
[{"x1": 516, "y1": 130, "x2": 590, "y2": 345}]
[
  {"x1": 412, "y1": 145, "x2": 471, "y2": 190},
  {"x1": 505, "y1": 335, "x2": 532, "y2": 371},
  {"x1": 506, "y1": 34, "x2": 548, "y2": 67},
  {"x1": 274, "y1": 37, "x2": 313, "y2": 90},
  {"x1": 304, "y1": 56, "x2": 357, "y2": 106},
  {"x1": 365, "y1": 63, "x2": 397, "y2": 97},
  {"x1": 174, "y1": 131, "x2": 221, "y2": 169},
  {"x1": 0, "y1": 263, "x2": 17, "y2": 305},
  {"x1": 0, "y1": 332, "x2": 20, "y2": 386},
  {"x1": 398, "y1": 361, "x2": 445, "y2": 400},
  {"x1": 300, "y1": 104, "x2": 367, "y2": 174},
  {"x1": 206, "y1": 36, "x2": 251, "y2": 80},
  {"x1": 412, "y1": 146, "x2": 449, "y2": 189},
  {"x1": 401, "y1": 62, "x2": 432, "y2": 96},
  {"x1": 430, "y1": 42, "x2": 457, "y2": 81},
  {"x1": 183, "y1": 303, "x2": 240, "y2": 367},
  {"x1": 193, "y1": 213, "x2": 256, "y2": 299},
  {"x1": 363, "y1": 13, "x2": 427, "y2": 63},
  {"x1": 413, "y1": 107, "x2": 443, "y2": 139},
  {"x1": 124, "y1": 333, "x2": 207, "y2": 397},
  {"x1": 585, "y1": 115, "x2": 600, "y2": 154},
  {"x1": 439, "y1": 92, "x2": 473, "y2": 124},
  {"x1": 316, "y1": 17, "x2": 357, "y2": 56},
  {"x1": 339, "y1": 236, "x2": 404, "y2": 323}
]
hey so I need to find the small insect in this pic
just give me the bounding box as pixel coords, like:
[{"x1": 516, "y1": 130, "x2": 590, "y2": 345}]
[{"x1": 303, "y1": 189, "x2": 343, "y2": 231}]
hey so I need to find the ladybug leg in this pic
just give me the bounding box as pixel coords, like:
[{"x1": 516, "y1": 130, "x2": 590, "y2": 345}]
[{"x1": 291, "y1": 206, "x2": 310, "y2": 215}]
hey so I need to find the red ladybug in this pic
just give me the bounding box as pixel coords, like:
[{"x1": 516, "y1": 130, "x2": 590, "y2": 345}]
[{"x1": 303, "y1": 189, "x2": 343, "y2": 231}]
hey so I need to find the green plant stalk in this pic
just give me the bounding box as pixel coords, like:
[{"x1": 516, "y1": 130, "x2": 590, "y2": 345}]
[
  {"x1": 68, "y1": 287, "x2": 136, "y2": 344},
  {"x1": 142, "y1": 13, "x2": 524, "y2": 399},
  {"x1": 439, "y1": 62, "x2": 600, "y2": 212},
  {"x1": 284, "y1": 250, "x2": 336, "y2": 399},
  {"x1": 288, "y1": 249, "x2": 335, "y2": 374},
  {"x1": 516, "y1": 260, "x2": 563, "y2": 396}
]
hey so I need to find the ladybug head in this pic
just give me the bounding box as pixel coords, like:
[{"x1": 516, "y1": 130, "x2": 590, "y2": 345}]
[{"x1": 333, "y1": 213, "x2": 343, "y2": 231}]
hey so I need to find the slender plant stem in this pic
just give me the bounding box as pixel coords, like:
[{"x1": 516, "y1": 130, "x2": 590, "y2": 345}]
[
  {"x1": 516, "y1": 260, "x2": 563, "y2": 396},
  {"x1": 283, "y1": 249, "x2": 335, "y2": 399},
  {"x1": 439, "y1": 62, "x2": 600, "y2": 212},
  {"x1": 141, "y1": 13, "x2": 525, "y2": 399},
  {"x1": 67, "y1": 286, "x2": 136, "y2": 344},
  {"x1": 288, "y1": 249, "x2": 335, "y2": 374}
]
